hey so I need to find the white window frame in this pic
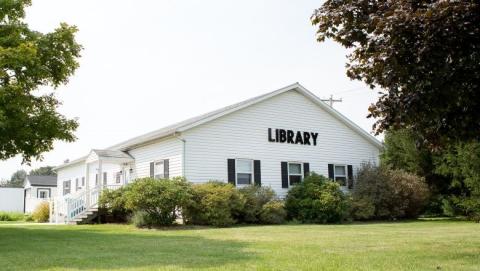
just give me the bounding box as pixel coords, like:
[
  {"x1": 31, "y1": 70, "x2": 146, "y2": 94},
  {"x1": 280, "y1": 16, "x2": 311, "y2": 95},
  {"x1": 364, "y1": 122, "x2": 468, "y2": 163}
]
[
  {"x1": 38, "y1": 189, "x2": 50, "y2": 199},
  {"x1": 63, "y1": 180, "x2": 71, "y2": 195},
  {"x1": 115, "y1": 171, "x2": 122, "y2": 184},
  {"x1": 333, "y1": 164, "x2": 348, "y2": 188},
  {"x1": 288, "y1": 162, "x2": 303, "y2": 186},
  {"x1": 235, "y1": 158, "x2": 254, "y2": 187},
  {"x1": 154, "y1": 160, "x2": 165, "y2": 179}
]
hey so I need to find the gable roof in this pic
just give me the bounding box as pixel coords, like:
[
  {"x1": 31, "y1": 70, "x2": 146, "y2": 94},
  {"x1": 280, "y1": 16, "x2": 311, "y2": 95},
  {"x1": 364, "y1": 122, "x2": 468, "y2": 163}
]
[
  {"x1": 91, "y1": 149, "x2": 133, "y2": 160},
  {"x1": 26, "y1": 175, "x2": 57, "y2": 186},
  {"x1": 56, "y1": 83, "x2": 382, "y2": 170}
]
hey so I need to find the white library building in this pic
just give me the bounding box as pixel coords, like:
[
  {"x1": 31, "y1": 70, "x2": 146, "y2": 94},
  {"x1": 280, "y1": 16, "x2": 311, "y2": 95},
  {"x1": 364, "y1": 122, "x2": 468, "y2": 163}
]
[{"x1": 52, "y1": 83, "x2": 382, "y2": 223}]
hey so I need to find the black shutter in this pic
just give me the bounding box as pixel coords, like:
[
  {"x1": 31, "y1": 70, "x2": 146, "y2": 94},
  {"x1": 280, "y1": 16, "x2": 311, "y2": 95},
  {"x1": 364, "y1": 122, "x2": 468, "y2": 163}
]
[
  {"x1": 281, "y1": 162, "x2": 288, "y2": 188},
  {"x1": 254, "y1": 160, "x2": 261, "y2": 186},
  {"x1": 347, "y1": 165, "x2": 354, "y2": 189},
  {"x1": 303, "y1": 163, "x2": 310, "y2": 178},
  {"x1": 328, "y1": 164, "x2": 334, "y2": 180},
  {"x1": 150, "y1": 162, "x2": 154, "y2": 178},
  {"x1": 164, "y1": 159, "x2": 169, "y2": 179},
  {"x1": 227, "y1": 159, "x2": 236, "y2": 186}
]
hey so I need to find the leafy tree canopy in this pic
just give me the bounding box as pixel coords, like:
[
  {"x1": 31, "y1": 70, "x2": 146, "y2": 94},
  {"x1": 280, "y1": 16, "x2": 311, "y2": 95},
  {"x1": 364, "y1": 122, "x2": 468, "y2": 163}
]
[
  {"x1": 29, "y1": 165, "x2": 56, "y2": 176},
  {"x1": 0, "y1": 169, "x2": 26, "y2": 187},
  {"x1": 0, "y1": 0, "x2": 82, "y2": 162},
  {"x1": 312, "y1": 1, "x2": 480, "y2": 148}
]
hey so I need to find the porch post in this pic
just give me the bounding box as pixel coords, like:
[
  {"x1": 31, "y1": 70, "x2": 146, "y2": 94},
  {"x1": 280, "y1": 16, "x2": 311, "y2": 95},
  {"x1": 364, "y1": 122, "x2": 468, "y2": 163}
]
[
  {"x1": 98, "y1": 160, "x2": 103, "y2": 191},
  {"x1": 85, "y1": 162, "x2": 90, "y2": 207}
]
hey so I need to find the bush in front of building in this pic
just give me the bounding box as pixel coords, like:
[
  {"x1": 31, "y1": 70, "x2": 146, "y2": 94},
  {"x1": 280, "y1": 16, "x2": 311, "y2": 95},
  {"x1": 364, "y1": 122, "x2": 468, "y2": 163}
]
[
  {"x1": 0, "y1": 211, "x2": 25, "y2": 221},
  {"x1": 183, "y1": 181, "x2": 245, "y2": 227},
  {"x1": 285, "y1": 172, "x2": 350, "y2": 224},
  {"x1": 259, "y1": 200, "x2": 287, "y2": 224},
  {"x1": 350, "y1": 163, "x2": 430, "y2": 220},
  {"x1": 124, "y1": 177, "x2": 193, "y2": 227},
  {"x1": 237, "y1": 185, "x2": 277, "y2": 224},
  {"x1": 32, "y1": 202, "x2": 50, "y2": 222},
  {"x1": 99, "y1": 186, "x2": 132, "y2": 223}
]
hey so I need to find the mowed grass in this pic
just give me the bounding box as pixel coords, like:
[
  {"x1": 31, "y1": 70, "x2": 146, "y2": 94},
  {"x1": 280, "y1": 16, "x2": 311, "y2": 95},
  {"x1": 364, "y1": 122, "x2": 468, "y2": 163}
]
[{"x1": 0, "y1": 220, "x2": 478, "y2": 271}]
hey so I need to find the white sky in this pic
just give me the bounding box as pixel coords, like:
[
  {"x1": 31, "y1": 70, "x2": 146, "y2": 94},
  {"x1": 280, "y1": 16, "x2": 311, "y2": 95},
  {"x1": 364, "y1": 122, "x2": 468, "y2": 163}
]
[{"x1": 0, "y1": 0, "x2": 381, "y2": 180}]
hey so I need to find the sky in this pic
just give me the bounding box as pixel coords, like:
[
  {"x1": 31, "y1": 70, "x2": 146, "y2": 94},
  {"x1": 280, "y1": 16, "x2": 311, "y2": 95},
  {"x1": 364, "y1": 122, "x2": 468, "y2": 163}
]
[{"x1": 0, "y1": 0, "x2": 382, "y2": 180}]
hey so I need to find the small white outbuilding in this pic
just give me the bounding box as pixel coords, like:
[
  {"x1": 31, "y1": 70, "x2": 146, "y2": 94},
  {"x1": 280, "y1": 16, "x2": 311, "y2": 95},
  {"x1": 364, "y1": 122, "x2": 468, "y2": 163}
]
[{"x1": 24, "y1": 175, "x2": 57, "y2": 213}]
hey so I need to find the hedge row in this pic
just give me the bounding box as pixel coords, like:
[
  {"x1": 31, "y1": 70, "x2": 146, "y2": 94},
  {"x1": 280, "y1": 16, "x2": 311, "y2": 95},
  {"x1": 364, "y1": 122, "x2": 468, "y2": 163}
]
[{"x1": 99, "y1": 165, "x2": 430, "y2": 228}]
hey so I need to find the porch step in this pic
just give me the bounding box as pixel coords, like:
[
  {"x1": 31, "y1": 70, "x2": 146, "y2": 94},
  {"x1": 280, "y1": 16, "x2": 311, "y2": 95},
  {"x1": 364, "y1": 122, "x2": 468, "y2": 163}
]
[{"x1": 69, "y1": 207, "x2": 99, "y2": 225}]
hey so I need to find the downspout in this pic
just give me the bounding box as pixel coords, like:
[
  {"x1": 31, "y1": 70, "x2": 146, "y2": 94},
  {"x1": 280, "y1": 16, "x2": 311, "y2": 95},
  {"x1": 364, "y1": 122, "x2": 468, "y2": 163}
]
[{"x1": 173, "y1": 132, "x2": 186, "y2": 177}]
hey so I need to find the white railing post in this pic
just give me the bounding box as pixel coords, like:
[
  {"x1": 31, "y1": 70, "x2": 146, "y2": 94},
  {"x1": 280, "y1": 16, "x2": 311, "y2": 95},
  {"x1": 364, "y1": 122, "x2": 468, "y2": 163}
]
[{"x1": 85, "y1": 162, "x2": 90, "y2": 208}]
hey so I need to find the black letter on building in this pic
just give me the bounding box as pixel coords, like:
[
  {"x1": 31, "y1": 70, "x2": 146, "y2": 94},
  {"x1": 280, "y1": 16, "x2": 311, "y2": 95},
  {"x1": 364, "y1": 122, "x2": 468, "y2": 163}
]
[
  {"x1": 295, "y1": 131, "x2": 304, "y2": 145},
  {"x1": 311, "y1": 132, "x2": 318, "y2": 146},
  {"x1": 303, "y1": 132, "x2": 311, "y2": 145},
  {"x1": 268, "y1": 128, "x2": 275, "y2": 142},
  {"x1": 279, "y1": 129, "x2": 287, "y2": 143},
  {"x1": 287, "y1": 130, "x2": 294, "y2": 144}
]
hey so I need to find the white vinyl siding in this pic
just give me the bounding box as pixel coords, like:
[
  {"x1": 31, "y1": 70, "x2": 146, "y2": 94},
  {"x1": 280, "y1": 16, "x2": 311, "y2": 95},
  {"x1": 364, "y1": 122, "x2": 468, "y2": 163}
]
[
  {"x1": 183, "y1": 90, "x2": 379, "y2": 197},
  {"x1": 127, "y1": 137, "x2": 182, "y2": 180}
]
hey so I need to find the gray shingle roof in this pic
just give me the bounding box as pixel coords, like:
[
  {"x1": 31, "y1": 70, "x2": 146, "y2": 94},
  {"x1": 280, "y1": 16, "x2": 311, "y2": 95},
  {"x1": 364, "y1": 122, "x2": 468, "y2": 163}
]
[{"x1": 26, "y1": 175, "x2": 57, "y2": 186}]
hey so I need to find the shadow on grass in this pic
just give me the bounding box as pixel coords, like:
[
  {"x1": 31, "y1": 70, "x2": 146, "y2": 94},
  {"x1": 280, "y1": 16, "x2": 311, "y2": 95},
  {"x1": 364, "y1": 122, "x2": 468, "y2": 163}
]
[{"x1": 0, "y1": 226, "x2": 256, "y2": 270}]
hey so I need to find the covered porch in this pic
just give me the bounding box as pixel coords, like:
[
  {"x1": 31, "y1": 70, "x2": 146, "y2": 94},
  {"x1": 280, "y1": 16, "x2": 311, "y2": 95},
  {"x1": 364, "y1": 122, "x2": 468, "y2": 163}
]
[{"x1": 51, "y1": 149, "x2": 134, "y2": 224}]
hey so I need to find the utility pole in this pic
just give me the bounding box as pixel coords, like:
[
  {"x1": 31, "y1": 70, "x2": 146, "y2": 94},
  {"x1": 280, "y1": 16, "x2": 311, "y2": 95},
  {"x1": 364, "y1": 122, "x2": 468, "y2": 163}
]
[{"x1": 321, "y1": 95, "x2": 342, "y2": 107}]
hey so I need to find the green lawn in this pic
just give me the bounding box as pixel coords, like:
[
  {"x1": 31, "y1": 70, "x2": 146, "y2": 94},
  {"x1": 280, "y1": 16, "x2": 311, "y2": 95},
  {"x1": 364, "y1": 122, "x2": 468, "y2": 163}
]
[{"x1": 0, "y1": 220, "x2": 478, "y2": 271}]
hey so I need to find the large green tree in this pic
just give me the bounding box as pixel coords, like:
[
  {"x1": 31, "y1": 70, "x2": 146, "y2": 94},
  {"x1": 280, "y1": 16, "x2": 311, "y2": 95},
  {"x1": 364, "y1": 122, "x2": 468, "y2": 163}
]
[
  {"x1": 0, "y1": 169, "x2": 26, "y2": 187},
  {"x1": 29, "y1": 165, "x2": 55, "y2": 176},
  {"x1": 0, "y1": 0, "x2": 81, "y2": 163},
  {"x1": 312, "y1": 1, "x2": 480, "y2": 148}
]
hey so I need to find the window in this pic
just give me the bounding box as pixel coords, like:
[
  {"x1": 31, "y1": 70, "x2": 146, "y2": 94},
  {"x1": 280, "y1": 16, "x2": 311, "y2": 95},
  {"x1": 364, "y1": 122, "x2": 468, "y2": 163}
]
[
  {"x1": 38, "y1": 189, "x2": 49, "y2": 199},
  {"x1": 95, "y1": 174, "x2": 99, "y2": 185},
  {"x1": 288, "y1": 162, "x2": 303, "y2": 185},
  {"x1": 63, "y1": 180, "x2": 71, "y2": 195},
  {"x1": 334, "y1": 165, "x2": 347, "y2": 187},
  {"x1": 154, "y1": 161, "x2": 165, "y2": 179},
  {"x1": 75, "y1": 178, "x2": 80, "y2": 190},
  {"x1": 116, "y1": 171, "x2": 122, "y2": 184},
  {"x1": 236, "y1": 159, "x2": 253, "y2": 186},
  {"x1": 81, "y1": 177, "x2": 85, "y2": 186},
  {"x1": 103, "y1": 172, "x2": 107, "y2": 185}
]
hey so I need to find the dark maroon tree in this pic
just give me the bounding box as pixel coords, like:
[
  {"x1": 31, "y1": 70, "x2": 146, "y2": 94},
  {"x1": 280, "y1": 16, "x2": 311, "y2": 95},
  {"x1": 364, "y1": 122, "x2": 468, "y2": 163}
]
[{"x1": 312, "y1": 0, "x2": 480, "y2": 148}]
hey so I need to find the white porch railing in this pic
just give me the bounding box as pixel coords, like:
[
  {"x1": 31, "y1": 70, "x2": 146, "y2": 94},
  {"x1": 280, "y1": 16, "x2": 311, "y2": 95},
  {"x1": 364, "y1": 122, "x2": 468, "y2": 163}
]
[{"x1": 50, "y1": 184, "x2": 123, "y2": 224}]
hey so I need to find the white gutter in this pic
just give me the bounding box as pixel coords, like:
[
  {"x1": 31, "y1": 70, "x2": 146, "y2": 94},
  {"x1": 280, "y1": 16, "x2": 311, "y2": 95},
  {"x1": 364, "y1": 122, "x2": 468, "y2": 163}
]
[{"x1": 173, "y1": 132, "x2": 186, "y2": 177}]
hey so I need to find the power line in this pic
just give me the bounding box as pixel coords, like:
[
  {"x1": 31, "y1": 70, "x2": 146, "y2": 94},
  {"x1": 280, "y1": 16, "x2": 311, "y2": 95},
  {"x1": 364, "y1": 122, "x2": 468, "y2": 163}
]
[{"x1": 321, "y1": 95, "x2": 343, "y2": 107}]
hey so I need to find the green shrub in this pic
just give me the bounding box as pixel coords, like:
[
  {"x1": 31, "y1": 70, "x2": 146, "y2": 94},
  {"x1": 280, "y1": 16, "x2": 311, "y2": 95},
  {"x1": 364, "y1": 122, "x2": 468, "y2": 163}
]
[
  {"x1": 130, "y1": 211, "x2": 156, "y2": 228},
  {"x1": 442, "y1": 196, "x2": 480, "y2": 222},
  {"x1": 23, "y1": 214, "x2": 34, "y2": 222},
  {"x1": 285, "y1": 173, "x2": 350, "y2": 223},
  {"x1": 0, "y1": 211, "x2": 25, "y2": 221},
  {"x1": 124, "y1": 177, "x2": 193, "y2": 227},
  {"x1": 351, "y1": 163, "x2": 430, "y2": 220},
  {"x1": 259, "y1": 200, "x2": 287, "y2": 224},
  {"x1": 183, "y1": 181, "x2": 245, "y2": 227},
  {"x1": 32, "y1": 202, "x2": 50, "y2": 222},
  {"x1": 99, "y1": 186, "x2": 131, "y2": 222},
  {"x1": 237, "y1": 185, "x2": 276, "y2": 223}
]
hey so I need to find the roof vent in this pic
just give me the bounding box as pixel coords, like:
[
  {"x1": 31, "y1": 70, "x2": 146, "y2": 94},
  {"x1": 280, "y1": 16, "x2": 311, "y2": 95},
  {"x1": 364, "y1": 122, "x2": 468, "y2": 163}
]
[{"x1": 64, "y1": 159, "x2": 70, "y2": 164}]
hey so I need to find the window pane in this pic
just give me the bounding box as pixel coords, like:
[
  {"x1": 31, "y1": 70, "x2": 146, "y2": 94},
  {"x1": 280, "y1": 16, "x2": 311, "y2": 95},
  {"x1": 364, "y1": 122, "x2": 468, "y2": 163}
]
[
  {"x1": 237, "y1": 173, "x2": 252, "y2": 185},
  {"x1": 290, "y1": 175, "x2": 302, "y2": 185},
  {"x1": 237, "y1": 160, "x2": 252, "y2": 173},
  {"x1": 336, "y1": 176, "x2": 347, "y2": 186},
  {"x1": 335, "y1": 165, "x2": 346, "y2": 176},
  {"x1": 289, "y1": 163, "x2": 301, "y2": 175},
  {"x1": 155, "y1": 161, "x2": 164, "y2": 179}
]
